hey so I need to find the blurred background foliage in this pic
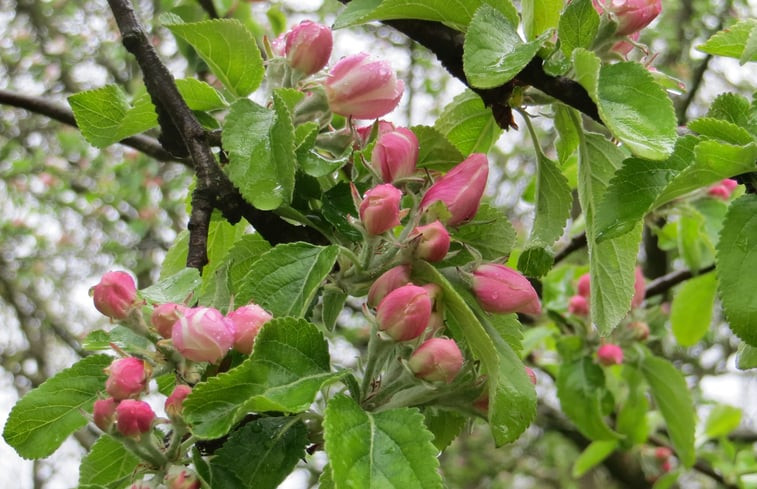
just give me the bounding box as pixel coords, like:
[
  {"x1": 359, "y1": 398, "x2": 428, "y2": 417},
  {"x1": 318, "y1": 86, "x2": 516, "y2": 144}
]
[{"x1": 1, "y1": 0, "x2": 756, "y2": 487}]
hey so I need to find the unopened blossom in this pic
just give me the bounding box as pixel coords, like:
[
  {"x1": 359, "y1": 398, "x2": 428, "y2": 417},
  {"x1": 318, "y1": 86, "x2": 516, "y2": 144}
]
[
  {"x1": 172, "y1": 307, "x2": 235, "y2": 363},
  {"x1": 359, "y1": 184, "x2": 402, "y2": 235},
  {"x1": 568, "y1": 295, "x2": 589, "y2": 316},
  {"x1": 597, "y1": 343, "x2": 624, "y2": 366},
  {"x1": 115, "y1": 399, "x2": 155, "y2": 438},
  {"x1": 227, "y1": 304, "x2": 272, "y2": 354},
  {"x1": 420, "y1": 154, "x2": 489, "y2": 226},
  {"x1": 151, "y1": 303, "x2": 187, "y2": 339},
  {"x1": 283, "y1": 21, "x2": 332, "y2": 75},
  {"x1": 105, "y1": 357, "x2": 151, "y2": 400},
  {"x1": 376, "y1": 284, "x2": 431, "y2": 341},
  {"x1": 367, "y1": 265, "x2": 411, "y2": 308},
  {"x1": 93, "y1": 398, "x2": 118, "y2": 431},
  {"x1": 324, "y1": 53, "x2": 404, "y2": 119},
  {"x1": 91, "y1": 271, "x2": 138, "y2": 320},
  {"x1": 472, "y1": 264, "x2": 542, "y2": 315},
  {"x1": 409, "y1": 220, "x2": 451, "y2": 262},
  {"x1": 408, "y1": 338, "x2": 464, "y2": 383},
  {"x1": 370, "y1": 127, "x2": 419, "y2": 183},
  {"x1": 165, "y1": 385, "x2": 192, "y2": 420},
  {"x1": 593, "y1": 0, "x2": 662, "y2": 36}
]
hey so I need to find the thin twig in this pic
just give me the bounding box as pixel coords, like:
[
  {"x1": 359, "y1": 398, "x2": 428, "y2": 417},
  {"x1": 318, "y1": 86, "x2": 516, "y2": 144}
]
[
  {"x1": 644, "y1": 264, "x2": 716, "y2": 298},
  {"x1": 554, "y1": 232, "x2": 587, "y2": 263}
]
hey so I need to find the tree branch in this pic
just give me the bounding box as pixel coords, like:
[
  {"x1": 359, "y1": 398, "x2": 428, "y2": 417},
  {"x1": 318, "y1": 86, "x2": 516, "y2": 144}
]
[{"x1": 644, "y1": 264, "x2": 715, "y2": 299}]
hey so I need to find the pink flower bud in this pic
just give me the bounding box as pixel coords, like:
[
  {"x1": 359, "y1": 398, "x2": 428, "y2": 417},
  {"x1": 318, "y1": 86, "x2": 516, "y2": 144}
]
[
  {"x1": 568, "y1": 295, "x2": 589, "y2": 316},
  {"x1": 355, "y1": 120, "x2": 395, "y2": 147},
  {"x1": 115, "y1": 399, "x2": 155, "y2": 438},
  {"x1": 577, "y1": 273, "x2": 591, "y2": 298},
  {"x1": 151, "y1": 303, "x2": 187, "y2": 339},
  {"x1": 631, "y1": 266, "x2": 645, "y2": 308},
  {"x1": 376, "y1": 284, "x2": 431, "y2": 341},
  {"x1": 661, "y1": 460, "x2": 672, "y2": 473},
  {"x1": 165, "y1": 385, "x2": 192, "y2": 420},
  {"x1": 611, "y1": 31, "x2": 640, "y2": 56},
  {"x1": 325, "y1": 53, "x2": 404, "y2": 120},
  {"x1": 721, "y1": 178, "x2": 739, "y2": 191},
  {"x1": 420, "y1": 154, "x2": 489, "y2": 226},
  {"x1": 408, "y1": 338, "x2": 464, "y2": 383},
  {"x1": 629, "y1": 321, "x2": 649, "y2": 340},
  {"x1": 172, "y1": 307, "x2": 235, "y2": 363},
  {"x1": 472, "y1": 264, "x2": 542, "y2": 315},
  {"x1": 284, "y1": 21, "x2": 332, "y2": 75},
  {"x1": 410, "y1": 220, "x2": 451, "y2": 262},
  {"x1": 359, "y1": 184, "x2": 402, "y2": 235},
  {"x1": 93, "y1": 398, "x2": 118, "y2": 431},
  {"x1": 708, "y1": 178, "x2": 738, "y2": 200},
  {"x1": 655, "y1": 446, "x2": 672, "y2": 460},
  {"x1": 166, "y1": 467, "x2": 201, "y2": 489},
  {"x1": 367, "y1": 265, "x2": 411, "y2": 308},
  {"x1": 594, "y1": 0, "x2": 662, "y2": 36},
  {"x1": 370, "y1": 127, "x2": 418, "y2": 183},
  {"x1": 597, "y1": 343, "x2": 624, "y2": 366},
  {"x1": 91, "y1": 271, "x2": 137, "y2": 320},
  {"x1": 227, "y1": 304, "x2": 272, "y2": 355},
  {"x1": 105, "y1": 357, "x2": 151, "y2": 400},
  {"x1": 525, "y1": 367, "x2": 537, "y2": 385}
]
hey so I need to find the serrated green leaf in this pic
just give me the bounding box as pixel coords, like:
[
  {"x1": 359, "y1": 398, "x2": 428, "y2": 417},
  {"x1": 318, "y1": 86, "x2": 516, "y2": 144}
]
[
  {"x1": 688, "y1": 117, "x2": 754, "y2": 145},
  {"x1": 423, "y1": 408, "x2": 465, "y2": 451},
  {"x1": 234, "y1": 242, "x2": 338, "y2": 317},
  {"x1": 671, "y1": 272, "x2": 717, "y2": 347},
  {"x1": 654, "y1": 141, "x2": 757, "y2": 208},
  {"x1": 68, "y1": 86, "x2": 157, "y2": 148},
  {"x1": 704, "y1": 404, "x2": 742, "y2": 439},
  {"x1": 559, "y1": 0, "x2": 600, "y2": 56},
  {"x1": 640, "y1": 353, "x2": 696, "y2": 467},
  {"x1": 616, "y1": 366, "x2": 649, "y2": 445},
  {"x1": 435, "y1": 90, "x2": 502, "y2": 155},
  {"x1": 595, "y1": 136, "x2": 698, "y2": 241},
  {"x1": 555, "y1": 104, "x2": 580, "y2": 165},
  {"x1": 677, "y1": 207, "x2": 711, "y2": 271},
  {"x1": 209, "y1": 417, "x2": 307, "y2": 489},
  {"x1": 321, "y1": 182, "x2": 362, "y2": 242},
  {"x1": 183, "y1": 317, "x2": 338, "y2": 438},
  {"x1": 707, "y1": 92, "x2": 756, "y2": 135},
  {"x1": 82, "y1": 326, "x2": 153, "y2": 354},
  {"x1": 2, "y1": 355, "x2": 111, "y2": 459},
  {"x1": 225, "y1": 233, "x2": 272, "y2": 294},
  {"x1": 737, "y1": 342, "x2": 757, "y2": 370},
  {"x1": 321, "y1": 287, "x2": 347, "y2": 331},
  {"x1": 463, "y1": 4, "x2": 547, "y2": 89},
  {"x1": 324, "y1": 395, "x2": 442, "y2": 488},
  {"x1": 175, "y1": 78, "x2": 227, "y2": 111},
  {"x1": 517, "y1": 246, "x2": 555, "y2": 278},
  {"x1": 717, "y1": 194, "x2": 757, "y2": 347},
  {"x1": 597, "y1": 62, "x2": 677, "y2": 160},
  {"x1": 163, "y1": 15, "x2": 263, "y2": 97},
  {"x1": 78, "y1": 435, "x2": 140, "y2": 488},
  {"x1": 697, "y1": 19, "x2": 757, "y2": 63},
  {"x1": 522, "y1": 0, "x2": 562, "y2": 40},
  {"x1": 572, "y1": 440, "x2": 618, "y2": 477},
  {"x1": 529, "y1": 154, "x2": 572, "y2": 246},
  {"x1": 160, "y1": 230, "x2": 190, "y2": 280},
  {"x1": 572, "y1": 48, "x2": 600, "y2": 101},
  {"x1": 557, "y1": 357, "x2": 622, "y2": 440},
  {"x1": 450, "y1": 204, "x2": 516, "y2": 261},
  {"x1": 197, "y1": 213, "x2": 248, "y2": 302},
  {"x1": 140, "y1": 267, "x2": 201, "y2": 304},
  {"x1": 412, "y1": 125, "x2": 465, "y2": 171}
]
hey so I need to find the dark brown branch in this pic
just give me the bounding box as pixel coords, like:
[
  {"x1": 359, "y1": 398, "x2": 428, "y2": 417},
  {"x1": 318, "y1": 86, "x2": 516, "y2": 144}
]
[
  {"x1": 0, "y1": 89, "x2": 178, "y2": 163},
  {"x1": 554, "y1": 232, "x2": 587, "y2": 263},
  {"x1": 644, "y1": 264, "x2": 716, "y2": 299}
]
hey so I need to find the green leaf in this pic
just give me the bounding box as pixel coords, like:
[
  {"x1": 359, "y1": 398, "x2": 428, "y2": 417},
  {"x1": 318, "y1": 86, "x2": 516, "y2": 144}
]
[
  {"x1": 688, "y1": 117, "x2": 754, "y2": 145},
  {"x1": 235, "y1": 242, "x2": 338, "y2": 317},
  {"x1": 78, "y1": 435, "x2": 140, "y2": 488},
  {"x1": 163, "y1": 15, "x2": 263, "y2": 97},
  {"x1": 450, "y1": 204, "x2": 516, "y2": 261},
  {"x1": 704, "y1": 404, "x2": 742, "y2": 439},
  {"x1": 707, "y1": 93, "x2": 754, "y2": 132},
  {"x1": 529, "y1": 153, "x2": 572, "y2": 246},
  {"x1": 423, "y1": 408, "x2": 466, "y2": 451},
  {"x1": 639, "y1": 353, "x2": 696, "y2": 467},
  {"x1": 556, "y1": 357, "x2": 622, "y2": 440},
  {"x1": 463, "y1": 4, "x2": 547, "y2": 89},
  {"x1": 321, "y1": 182, "x2": 362, "y2": 242},
  {"x1": 333, "y1": 0, "x2": 382, "y2": 29},
  {"x1": 175, "y1": 78, "x2": 227, "y2": 111},
  {"x1": 209, "y1": 417, "x2": 307, "y2": 489},
  {"x1": 572, "y1": 48, "x2": 601, "y2": 102},
  {"x1": 671, "y1": 272, "x2": 717, "y2": 347},
  {"x1": 197, "y1": 213, "x2": 248, "y2": 302},
  {"x1": 572, "y1": 440, "x2": 618, "y2": 478},
  {"x1": 2, "y1": 355, "x2": 111, "y2": 459},
  {"x1": 140, "y1": 267, "x2": 201, "y2": 304},
  {"x1": 225, "y1": 233, "x2": 272, "y2": 294},
  {"x1": 82, "y1": 326, "x2": 153, "y2": 355},
  {"x1": 717, "y1": 194, "x2": 757, "y2": 346},
  {"x1": 522, "y1": 0, "x2": 562, "y2": 40},
  {"x1": 697, "y1": 19, "x2": 757, "y2": 63},
  {"x1": 595, "y1": 136, "x2": 698, "y2": 241},
  {"x1": 516, "y1": 246, "x2": 555, "y2": 278},
  {"x1": 224, "y1": 96, "x2": 296, "y2": 210},
  {"x1": 412, "y1": 125, "x2": 465, "y2": 171},
  {"x1": 68, "y1": 85, "x2": 157, "y2": 148},
  {"x1": 737, "y1": 343, "x2": 757, "y2": 370},
  {"x1": 321, "y1": 286, "x2": 347, "y2": 331},
  {"x1": 616, "y1": 366, "x2": 649, "y2": 445},
  {"x1": 435, "y1": 90, "x2": 502, "y2": 155},
  {"x1": 596, "y1": 62, "x2": 677, "y2": 160},
  {"x1": 654, "y1": 141, "x2": 757, "y2": 208},
  {"x1": 324, "y1": 395, "x2": 442, "y2": 488},
  {"x1": 580, "y1": 132, "x2": 642, "y2": 333},
  {"x1": 160, "y1": 230, "x2": 189, "y2": 279},
  {"x1": 559, "y1": 0, "x2": 600, "y2": 56},
  {"x1": 183, "y1": 317, "x2": 337, "y2": 438}
]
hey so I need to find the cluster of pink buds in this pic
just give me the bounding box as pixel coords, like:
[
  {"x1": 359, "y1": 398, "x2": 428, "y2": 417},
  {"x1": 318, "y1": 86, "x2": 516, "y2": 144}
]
[
  {"x1": 707, "y1": 178, "x2": 738, "y2": 200},
  {"x1": 568, "y1": 267, "x2": 645, "y2": 316},
  {"x1": 654, "y1": 446, "x2": 674, "y2": 473},
  {"x1": 597, "y1": 343, "x2": 624, "y2": 366},
  {"x1": 94, "y1": 357, "x2": 157, "y2": 439},
  {"x1": 91, "y1": 271, "x2": 139, "y2": 320}
]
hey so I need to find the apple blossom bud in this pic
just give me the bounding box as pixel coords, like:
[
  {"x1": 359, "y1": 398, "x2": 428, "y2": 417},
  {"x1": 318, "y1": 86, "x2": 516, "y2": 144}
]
[
  {"x1": 91, "y1": 271, "x2": 137, "y2": 320},
  {"x1": 631, "y1": 266, "x2": 645, "y2": 308},
  {"x1": 93, "y1": 398, "x2": 118, "y2": 431},
  {"x1": 408, "y1": 338, "x2": 464, "y2": 383},
  {"x1": 324, "y1": 52, "x2": 404, "y2": 120},
  {"x1": 473, "y1": 393, "x2": 489, "y2": 414},
  {"x1": 359, "y1": 184, "x2": 402, "y2": 235},
  {"x1": 376, "y1": 284, "x2": 431, "y2": 341},
  {"x1": 165, "y1": 385, "x2": 192, "y2": 420},
  {"x1": 611, "y1": 31, "x2": 640, "y2": 56},
  {"x1": 472, "y1": 264, "x2": 542, "y2": 315},
  {"x1": 629, "y1": 321, "x2": 650, "y2": 340},
  {"x1": 593, "y1": 0, "x2": 662, "y2": 36},
  {"x1": 115, "y1": 399, "x2": 155, "y2": 438},
  {"x1": 721, "y1": 178, "x2": 739, "y2": 192},
  {"x1": 661, "y1": 460, "x2": 672, "y2": 473},
  {"x1": 370, "y1": 127, "x2": 418, "y2": 183},
  {"x1": 708, "y1": 178, "x2": 738, "y2": 200},
  {"x1": 284, "y1": 21, "x2": 332, "y2": 75},
  {"x1": 367, "y1": 265, "x2": 411, "y2": 308},
  {"x1": 227, "y1": 304, "x2": 273, "y2": 355},
  {"x1": 420, "y1": 154, "x2": 489, "y2": 226},
  {"x1": 655, "y1": 446, "x2": 672, "y2": 460},
  {"x1": 577, "y1": 273, "x2": 591, "y2": 298},
  {"x1": 151, "y1": 303, "x2": 187, "y2": 339},
  {"x1": 568, "y1": 295, "x2": 589, "y2": 316},
  {"x1": 105, "y1": 357, "x2": 151, "y2": 400},
  {"x1": 172, "y1": 307, "x2": 235, "y2": 363},
  {"x1": 410, "y1": 221, "x2": 451, "y2": 262},
  {"x1": 166, "y1": 467, "x2": 201, "y2": 489},
  {"x1": 525, "y1": 367, "x2": 537, "y2": 385},
  {"x1": 355, "y1": 120, "x2": 395, "y2": 147},
  {"x1": 597, "y1": 343, "x2": 624, "y2": 366}
]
